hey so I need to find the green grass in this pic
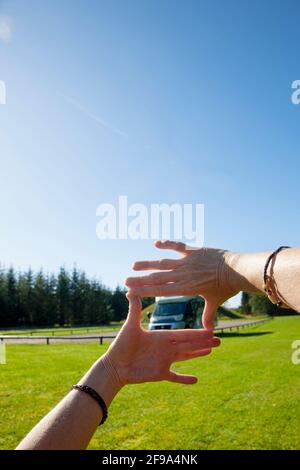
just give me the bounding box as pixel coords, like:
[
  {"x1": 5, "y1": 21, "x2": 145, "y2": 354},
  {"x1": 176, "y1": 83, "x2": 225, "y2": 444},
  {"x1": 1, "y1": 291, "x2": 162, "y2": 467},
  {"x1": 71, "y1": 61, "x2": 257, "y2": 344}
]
[{"x1": 1, "y1": 316, "x2": 300, "y2": 449}]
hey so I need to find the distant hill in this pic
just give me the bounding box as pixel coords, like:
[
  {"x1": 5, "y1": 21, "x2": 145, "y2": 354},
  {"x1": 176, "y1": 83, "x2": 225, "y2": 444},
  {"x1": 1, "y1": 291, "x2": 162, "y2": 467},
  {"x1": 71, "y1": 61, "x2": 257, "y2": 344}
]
[
  {"x1": 217, "y1": 305, "x2": 246, "y2": 320},
  {"x1": 141, "y1": 302, "x2": 156, "y2": 323}
]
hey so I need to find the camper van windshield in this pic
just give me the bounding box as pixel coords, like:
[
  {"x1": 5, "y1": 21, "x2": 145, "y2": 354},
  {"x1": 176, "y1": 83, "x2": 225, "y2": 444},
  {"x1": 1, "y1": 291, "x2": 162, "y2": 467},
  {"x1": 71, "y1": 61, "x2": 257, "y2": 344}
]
[{"x1": 154, "y1": 302, "x2": 187, "y2": 317}]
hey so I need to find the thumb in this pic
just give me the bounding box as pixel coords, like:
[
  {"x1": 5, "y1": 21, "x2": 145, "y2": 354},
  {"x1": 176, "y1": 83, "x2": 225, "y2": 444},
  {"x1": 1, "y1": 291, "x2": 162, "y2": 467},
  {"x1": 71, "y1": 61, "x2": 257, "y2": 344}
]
[
  {"x1": 168, "y1": 370, "x2": 198, "y2": 385},
  {"x1": 125, "y1": 292, "x2": 142, "y2": 328},
  {"x1": 202, "y1": 298, "x2": 218, "y2": 331}
]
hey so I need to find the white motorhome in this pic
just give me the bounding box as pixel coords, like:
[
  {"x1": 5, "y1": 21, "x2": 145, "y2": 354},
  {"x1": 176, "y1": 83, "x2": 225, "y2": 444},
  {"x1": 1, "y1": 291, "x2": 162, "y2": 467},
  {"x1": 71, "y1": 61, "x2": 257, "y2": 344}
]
[{"x1": 148, "y1": 295, "x2": 206, "y2": 330}]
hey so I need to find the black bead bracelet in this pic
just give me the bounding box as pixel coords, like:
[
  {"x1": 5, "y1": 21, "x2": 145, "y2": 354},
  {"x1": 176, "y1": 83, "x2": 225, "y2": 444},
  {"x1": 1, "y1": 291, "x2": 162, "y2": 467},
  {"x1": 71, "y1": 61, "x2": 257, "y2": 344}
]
[{"x1": 71, "y1": 384, "x2": 108, "y2": 425}]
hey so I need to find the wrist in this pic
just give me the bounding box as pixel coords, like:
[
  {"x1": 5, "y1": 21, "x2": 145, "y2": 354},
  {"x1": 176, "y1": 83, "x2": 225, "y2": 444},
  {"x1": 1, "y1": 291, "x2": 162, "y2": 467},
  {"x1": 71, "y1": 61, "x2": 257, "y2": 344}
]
[
  {"x1": 223, "y1": 251, "x2": 269, "y2": 294},
  {"x1": 79, "y1": 354, "x2": 123, "y2": 407}
]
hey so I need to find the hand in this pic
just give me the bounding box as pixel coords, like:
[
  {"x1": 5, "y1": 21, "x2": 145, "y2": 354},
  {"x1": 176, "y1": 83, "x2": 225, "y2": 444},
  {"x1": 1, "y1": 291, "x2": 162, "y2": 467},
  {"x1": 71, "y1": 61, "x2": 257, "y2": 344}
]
[
  {"x1": 125, "y1": 240, "x2": 240, "y2": 330},
  {"x1": 101, "y1": 293, "x2": 220, "y2": 387}
]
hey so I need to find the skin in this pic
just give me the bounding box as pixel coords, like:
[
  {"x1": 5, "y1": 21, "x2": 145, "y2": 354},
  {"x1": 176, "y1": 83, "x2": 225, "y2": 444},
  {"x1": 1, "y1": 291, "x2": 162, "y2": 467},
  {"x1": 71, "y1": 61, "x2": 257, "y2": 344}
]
[
  {"x1": 17, "y1": 294, "x2": 220, "y2": 450},
  {"x1": 125, "y1": 240, "x2": 300, "y2": 329}
]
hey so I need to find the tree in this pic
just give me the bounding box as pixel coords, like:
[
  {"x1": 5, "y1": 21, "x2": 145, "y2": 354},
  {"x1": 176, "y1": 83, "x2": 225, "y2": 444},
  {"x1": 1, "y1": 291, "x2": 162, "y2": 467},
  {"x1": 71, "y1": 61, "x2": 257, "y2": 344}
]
[
  {"x1": 241, "y1": 291, "x2": 252, "y2": 315},
  {"x1": 45, "y1": 274, "x2": 58, "y2": 326},
  {"x1": 56, "y1": 268, "x2": 71, "y2": 326},
  {"x1": 110, "y1": 286, "x2": 128, "y2": 322},
  {"x1": 0, "y1": 264, "x2": 146, "y2": 328},
  {"x1": 17, "y1": 269, "x2": 34, "y2": 325},
  {"x1": 5, "y1": 267, "x2": 18, "y2": 326},
  {"x1": 248, "y1": 292, "x2": 297, "y2": 316},
  {"x1": 85, "y1": 281, "x2": 113, "y2": 324},
  {"x1": 70, "y1": 267, "x2": 84, "y2": 325},
  {"x1": 0, "y1": 266, "x2": 7, "y2": 327},
  {"x1": 32, "y1": 271, "x2": 49, "y2": 326}
]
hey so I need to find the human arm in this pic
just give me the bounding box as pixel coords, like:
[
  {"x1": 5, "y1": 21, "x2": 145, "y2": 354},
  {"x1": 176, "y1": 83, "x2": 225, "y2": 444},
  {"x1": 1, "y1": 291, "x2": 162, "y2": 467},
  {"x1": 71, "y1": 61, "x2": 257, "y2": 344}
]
[
  {"x1": 17, "y1": 294, "x2": 220, "y2": 450},
  {"x1": 125, "y1": 241, "x2": 300, "y2": 330}
]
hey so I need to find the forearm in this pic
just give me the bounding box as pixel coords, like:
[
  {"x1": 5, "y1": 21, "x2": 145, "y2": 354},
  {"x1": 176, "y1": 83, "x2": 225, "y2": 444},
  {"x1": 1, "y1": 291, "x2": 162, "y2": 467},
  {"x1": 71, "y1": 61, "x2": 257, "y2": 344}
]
[
  {"x1": 16, "y1": 293, "x2": 214, "y2": 450},
  {"x1": 16, "y1": 356, "x2": 121, "y2": 450},
  {"x1": 225, "y1": 248, "x2": 300, "y2": 312}
]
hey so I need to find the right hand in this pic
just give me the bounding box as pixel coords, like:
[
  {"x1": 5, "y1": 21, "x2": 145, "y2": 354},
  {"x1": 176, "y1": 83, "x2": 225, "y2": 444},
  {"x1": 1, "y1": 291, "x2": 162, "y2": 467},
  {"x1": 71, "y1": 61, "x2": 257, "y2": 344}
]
[{"x1": 125, "y1": 240, "x2": 240, "y2": 330}]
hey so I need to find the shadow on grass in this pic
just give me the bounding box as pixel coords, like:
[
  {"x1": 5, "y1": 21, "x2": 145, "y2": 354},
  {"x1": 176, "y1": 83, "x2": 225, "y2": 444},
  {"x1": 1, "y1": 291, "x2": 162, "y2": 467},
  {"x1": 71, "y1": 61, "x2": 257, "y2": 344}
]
[{"x1": 216, "y1": 331, "x2": 273, "y2": 338}]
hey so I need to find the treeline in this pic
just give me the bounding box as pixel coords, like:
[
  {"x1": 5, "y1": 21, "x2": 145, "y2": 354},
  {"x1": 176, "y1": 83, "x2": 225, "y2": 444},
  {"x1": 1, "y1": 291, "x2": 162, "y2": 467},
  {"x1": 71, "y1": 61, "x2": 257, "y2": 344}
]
[
  {"x1": 0, "y1": 266, "x2": 153, "y2": 328},
  {"x1": 240, "y1": 292, "x2": 297, "y2": 316}
]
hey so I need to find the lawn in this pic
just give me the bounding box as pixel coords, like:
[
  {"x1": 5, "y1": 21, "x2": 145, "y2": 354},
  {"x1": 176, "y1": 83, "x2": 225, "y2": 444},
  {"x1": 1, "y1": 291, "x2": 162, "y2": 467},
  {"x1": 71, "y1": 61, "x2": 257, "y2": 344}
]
[{"x1": 0, "y1": 316, "x2": 300, "y2": 450}]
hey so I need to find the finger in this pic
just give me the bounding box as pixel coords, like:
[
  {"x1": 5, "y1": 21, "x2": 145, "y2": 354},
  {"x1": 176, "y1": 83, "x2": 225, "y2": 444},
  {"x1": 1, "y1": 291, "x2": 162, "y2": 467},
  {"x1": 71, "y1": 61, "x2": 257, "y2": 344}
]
[
  {"x1": 133, "y1": 258, "x2": 183, "y2": 271},
  {"x1": 202, "y1": 300, "x2": 218, "y2": 331},
  {"x1": 171, "y1": 337, "x2": 220, "y2": 358},
  {"x1": 127, "y1": 283, "x2": 183, "y2": 297},
  {"x1": 171, "y1": 329, "x2": 214, "y2": 342},
  {"x1": 155, "y1": 240, "x2": 188, "y2": 254},
  {"x1": 173, "y1": 336, "x2": 220, "y2": 351},
  {"x1": 126, "y1": 270, "x2": 182, "y2": 287},
  {"x1": 167, "y1": 370, "x2": 198, "y2": 385},
  {"x1": 175, "y1": 348, "x2": 212, "y2": 362},
  {"x1": 125, "y1": 293, "x2": 142, "y2": 327}
]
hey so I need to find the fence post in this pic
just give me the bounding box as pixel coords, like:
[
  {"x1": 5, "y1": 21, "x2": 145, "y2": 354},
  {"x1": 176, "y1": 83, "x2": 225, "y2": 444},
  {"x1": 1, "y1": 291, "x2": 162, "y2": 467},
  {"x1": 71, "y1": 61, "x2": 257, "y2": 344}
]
[{"x1": 46, "y1": 338, "x2": 49, "y2": 345}]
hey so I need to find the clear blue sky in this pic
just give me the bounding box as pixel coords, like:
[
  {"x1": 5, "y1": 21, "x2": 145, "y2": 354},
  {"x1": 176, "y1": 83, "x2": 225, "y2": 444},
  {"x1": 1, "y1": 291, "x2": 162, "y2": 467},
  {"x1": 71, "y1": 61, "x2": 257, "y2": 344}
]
[{"x1": 0, "y1": 0, "x2": 299, "y2": 305}]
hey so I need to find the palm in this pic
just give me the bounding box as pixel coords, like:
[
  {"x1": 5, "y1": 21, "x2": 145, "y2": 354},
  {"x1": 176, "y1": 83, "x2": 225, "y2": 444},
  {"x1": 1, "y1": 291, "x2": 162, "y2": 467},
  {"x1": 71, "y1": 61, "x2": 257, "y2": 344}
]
[{"x1": 106, "y1": 295, "x2": 220, "y2": 386}]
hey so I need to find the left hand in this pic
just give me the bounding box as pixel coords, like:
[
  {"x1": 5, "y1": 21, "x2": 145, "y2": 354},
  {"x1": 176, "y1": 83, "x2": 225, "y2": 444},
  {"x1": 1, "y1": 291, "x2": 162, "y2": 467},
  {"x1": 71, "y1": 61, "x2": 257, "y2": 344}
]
[{"x1": 101, "y1": 293, "x2": 220, "y2": 387}]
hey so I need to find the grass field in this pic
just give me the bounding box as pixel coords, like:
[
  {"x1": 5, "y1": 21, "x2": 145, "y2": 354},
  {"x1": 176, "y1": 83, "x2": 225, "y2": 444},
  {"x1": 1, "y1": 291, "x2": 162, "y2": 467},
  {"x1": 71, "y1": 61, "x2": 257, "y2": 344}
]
[{"x1": 1, "y1": 316, "x2": 300, "y2": 450}]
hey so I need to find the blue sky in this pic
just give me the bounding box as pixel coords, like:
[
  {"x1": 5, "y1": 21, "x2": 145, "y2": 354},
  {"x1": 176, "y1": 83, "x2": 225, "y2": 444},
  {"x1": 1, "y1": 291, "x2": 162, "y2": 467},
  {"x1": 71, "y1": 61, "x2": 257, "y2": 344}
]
[{"x1": 0, "y1": 0, "x2": 299, "y2": 305}]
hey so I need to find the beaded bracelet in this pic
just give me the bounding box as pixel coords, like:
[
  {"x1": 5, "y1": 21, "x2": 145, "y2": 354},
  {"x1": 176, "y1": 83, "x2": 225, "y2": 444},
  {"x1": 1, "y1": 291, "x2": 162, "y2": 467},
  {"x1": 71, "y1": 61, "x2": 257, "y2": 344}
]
[{"x1": 71, "y1": 384, "x2": 108, "y2": 425}]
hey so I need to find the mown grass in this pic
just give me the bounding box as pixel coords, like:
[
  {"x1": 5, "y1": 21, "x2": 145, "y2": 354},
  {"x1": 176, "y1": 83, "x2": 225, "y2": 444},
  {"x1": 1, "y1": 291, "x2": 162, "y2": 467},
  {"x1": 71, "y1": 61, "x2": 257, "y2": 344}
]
[{"x1": 0, "y1": 316, "x2": 300, "y2": 450}]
